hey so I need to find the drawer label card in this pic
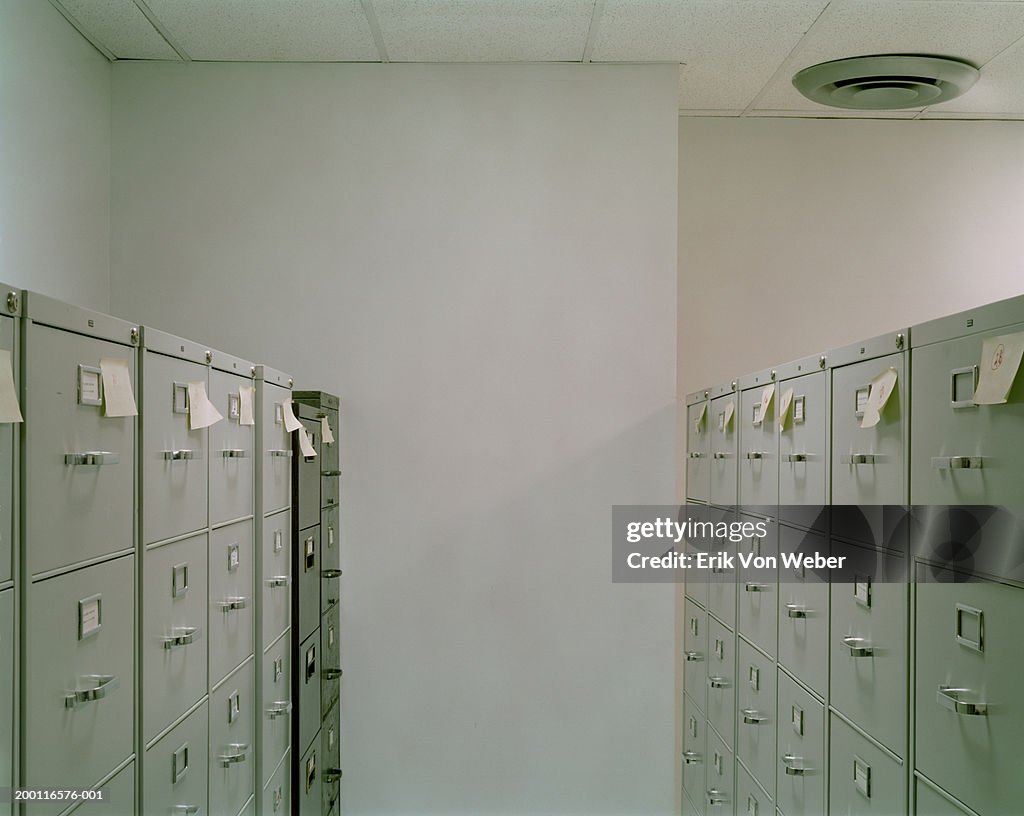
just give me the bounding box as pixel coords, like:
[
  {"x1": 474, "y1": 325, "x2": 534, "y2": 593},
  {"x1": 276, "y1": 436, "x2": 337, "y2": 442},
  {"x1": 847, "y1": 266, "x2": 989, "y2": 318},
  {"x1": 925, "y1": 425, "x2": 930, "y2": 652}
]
[
  {"x1": 187, "y1": 381, "x2": 223, "y2": 429},
  {"x1": 791, "y1": 704, "x2": 804, "y2": 736},
  {"x1": 100, "y1": 358, "x2": 138, "y2": 417},
  {"x1": 854, "y1": 757, "x2": 871, "y2": 798},
  {"x1": 228, "y1": 543, "x2": 240, "y2": 572},
  {"x1": 793, "y1": 395, "x2": 805, "y2": 423},
  {"x1": 973, "y1": 330, "x2": 1024, "y2": 405},
  {"x1": 172, "y1": 382, "x2": 190, "y2": 414},
  {"x1": 0, "y1": 350, "x2": 23, "y2": 422},
  {"x1": 854, "y1": 576, "x2": 871, "y2": 607},
  {"x1": 239, "y1": 386, "x2": 256, "y2": 426},
  {"x1": 274, "y1": 529, "x2": 284, "y2": 553},
  {"x1": 860, "y1": 367, "x2": 898, "y2": 428},
  {"x1": 78, "y1": 594, "x2": 102, "y2": 640},
  {"x1": 228, "y1": 392, "x2": 241, "y2": 421},
  {"x1": 77, "y1": 364, "x2": 103, "y2": 407}
]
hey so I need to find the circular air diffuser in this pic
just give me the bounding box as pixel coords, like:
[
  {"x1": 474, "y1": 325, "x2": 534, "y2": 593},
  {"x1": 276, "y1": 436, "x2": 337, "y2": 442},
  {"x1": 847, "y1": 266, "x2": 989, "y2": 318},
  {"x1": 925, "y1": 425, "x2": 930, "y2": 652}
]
[{"x1": 792, "y1": 55, "x2": 979, "y2": 110}]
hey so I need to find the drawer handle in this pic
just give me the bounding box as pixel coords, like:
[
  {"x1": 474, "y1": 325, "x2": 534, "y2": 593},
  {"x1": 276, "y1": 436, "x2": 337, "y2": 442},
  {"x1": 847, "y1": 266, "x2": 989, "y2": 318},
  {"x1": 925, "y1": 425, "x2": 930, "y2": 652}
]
[
  {"x1": 322, "y1": 569, "x2": 343, "y2": 579},
  {"x1": 65, "y1": 674, "x2": 119, "y2": 708},
  {"x1": 265, "y1": 701, "x2": 292, "y2": 719},
  {"x1": 785, "y1": 603, "x2": 809, "y2": 619},
  {"x1": 707, "y1": 789, "x2": 729, "y2": 806},
  {"x1": 218, "y1": 596, "x2": 249, "y2": 611},
  {"x1": 708, "y1": 676, "x2": 730, "y2": 690},
  {"x1": 265, "y1": 575, "x2": 290, "y2": 588},
  {"x1": 682, "y1": 750, "x2": 702, "y2": 765},
  {"x1": 931, "y1": 455, "x2": 984, "y2": 470},
  {"x1": 688, "y1": 452, "x2": 705, "y2": 459},
  {"x1": 322, "y1": 469, "x2": 342, "y2": 477},
  {"x1": 219, "y1": 743, "x2": 250, "y2": 767},
  {"x1": 162, "y1": 626, "x2": 201, "y2": 649},
  {"x1": 163, "y1": 449, "x2": 196, "y2": 461},
  {"x1": 745, "y1": 582, "x2": 770, "y2": 593},
  {"x1": 842, "y1": 453, "x2": 875, "y2": 465},
  {"x1": 268, "y1": 449, "x2": 293, "y2": 458},
  {"x1": 742, "y1": 708, "x2": 768, "y2": 725},
  {"x1": 842, "y1": 636, "x2": 874, "y2": 657},
  {"x1": 937, "y1": 686, "x2": 987, "y2": 716},
  {"x1": 784, "y1": 453, "x2": 809, "y2": 463},
  {"x1": 324, "y1": 768, "x2": 343, "y2": 783},
  {"x1": 684, "y1": 650, "x2": 704, "y2": 663},
  {"x1": 783, "y1": 754, "x2": 810, "y2": 775},
  {"x1": 172, "y1": 807, "x2": 199, "y2": 815},
  {"x1": 712, "y1": 452, "x2": 730, "y2": 460},
  {"x1": 65, "y1": 451, "x2": 119, "y2": 466},
  {"x1": 220, "y1": 448, "x2": 248, "y2": 458},
  {"x1": 746, "y1": 451, "x2": 765, "y2": 460},
  {"x1": 323, "y1": 668, "x2": 343, "y2": 680}
]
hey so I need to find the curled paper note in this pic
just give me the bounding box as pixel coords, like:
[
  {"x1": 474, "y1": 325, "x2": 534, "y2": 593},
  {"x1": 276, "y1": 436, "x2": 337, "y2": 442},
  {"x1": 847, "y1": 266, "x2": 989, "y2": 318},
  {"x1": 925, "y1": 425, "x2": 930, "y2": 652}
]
[
  {"x1": 187, "y1": 381, "x2": 223, "y2": 430},
  {"x1": 281, "y1": 400, "x2": 302, "y2": 433},
  {"x1": 298, "y1": 426, "x2": 317, "y2": 458},
  {"x1": 860, "y1": 367, "x2": 898, "y2": 429},
  {"x1": 321, "y1": 415, "x2": 335, "y2": 444},
  {"x1": 973, "y1": 332, "x2": 1024, "y2": 405},
  {"x1": 754, "y1": 384, "x2": 774, "y2": 426},
  {"x1": 778, "y1": 387, "x2": 794, "y2": 430},
  {"x1": 722, "y1": 400, "x2": 735, "y2": 431},
  {"x1": 100, "y1": 358, "x2": 138, "y2": 417},
  {"x1": 0, "y1": 350, "x2": 22, "y2": 423},
  {"x1": 239, "y1": 386, "x2": 256, "y2": 426}
]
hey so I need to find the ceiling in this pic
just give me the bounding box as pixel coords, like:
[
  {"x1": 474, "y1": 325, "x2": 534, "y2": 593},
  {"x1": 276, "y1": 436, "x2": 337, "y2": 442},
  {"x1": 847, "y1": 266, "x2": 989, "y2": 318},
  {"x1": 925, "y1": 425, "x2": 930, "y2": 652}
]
[{"x1": 49, "y1": 0, "x2": 1024, "y2": 118}]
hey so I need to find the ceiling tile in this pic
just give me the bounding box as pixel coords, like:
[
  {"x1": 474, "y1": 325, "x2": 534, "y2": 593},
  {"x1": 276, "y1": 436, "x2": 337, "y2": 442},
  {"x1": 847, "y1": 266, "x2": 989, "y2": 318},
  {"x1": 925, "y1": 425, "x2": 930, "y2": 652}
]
[
  {"x1": 754, "y1": 0, "x2": 1024, "y2": 113},
  {"x1": 56, "y1": 0, "x2": 180, "y2": 59},
  {"x1": 372, "y1": 0, "x2": 594, "y2": 62},
  {"x1": 923, "y1": 35, "x2": 1024, "y2": 115},
  {"x1": 594, "y1": 1, "x2": 829, "y2": 110},
  {"x1": 145, "y1": 0, "x2": 379, "y2": 61}
]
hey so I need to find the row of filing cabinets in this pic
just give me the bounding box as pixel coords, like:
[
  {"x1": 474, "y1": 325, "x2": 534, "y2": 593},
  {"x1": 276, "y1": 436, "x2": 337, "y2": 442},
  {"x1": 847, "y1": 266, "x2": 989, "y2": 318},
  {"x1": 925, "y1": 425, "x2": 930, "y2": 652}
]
[
  {"x1": 682, "y1": 291, "x2": 1024, "y2": 816},
  {"x1": 291, "y1": 394, "x2": 343, "y2": 816}
]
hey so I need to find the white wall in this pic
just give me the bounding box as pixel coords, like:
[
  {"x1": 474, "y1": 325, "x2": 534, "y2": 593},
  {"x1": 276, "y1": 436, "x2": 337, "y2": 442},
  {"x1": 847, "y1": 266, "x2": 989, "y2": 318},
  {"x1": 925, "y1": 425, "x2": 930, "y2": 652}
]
[
  {"x1": 111, "y1": 62, "x2": 678, "y2": 815},
  {"x1": 0, "y1": 0, "x2": 111, "y2": 311}
]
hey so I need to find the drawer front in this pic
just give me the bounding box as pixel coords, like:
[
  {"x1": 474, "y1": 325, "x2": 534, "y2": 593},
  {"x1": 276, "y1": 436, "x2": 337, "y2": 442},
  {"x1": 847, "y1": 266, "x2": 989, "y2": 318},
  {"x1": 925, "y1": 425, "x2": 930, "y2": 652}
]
[
  {"x1": 262, "y1": 750, "x2": 290, "y2": 816},
  {"x1": 210, "y1": 369, "x2": 255, "y2": 526},
  {"x1": 736, "y1": 758, "x2": 772, "y2": 816},
  {"x1": 706, "y1": 618, "x2": 735, "y2": 748},
  {"x1": 297, "y1": 417, "x2": 321, "y2": 532},
  {"x1": 56, "y1": 760, "x2": 135, "y2": 816},
  {"x1": 261, "y1": 510, "x2": 291, "y2": 649},
  {"x1": 709, "y1": 394, "x2": 738, "y2": 507},
  {"x1": 320, "y1": 408, "x2": 340, "y2": 476},
  {"x1": 915, "y1": 777, "x2": 978, "y2": 816},
  {"x1": 686, "y1": 400, "x2": 711, "y2": 503},
  {"x1": 738, "y1": 385, "x2": 778, "y2": 513},
  {"x1": 830, "y1": 549, "x2": 908, "y2": 757},
  {"x1": 911, "y1": 326, "x2": 1024, "y2": 505},
  {"x1": 705, "y1": 726, "x2": 734, "y2": 815},
  {"x1": 707, "y1": 508, "x2": 736, "y2": 629},
  {"x1": 0, "y1": 590, "x2": 11, "y2": 816},
  {"x1": 321, "y1": 606, "x2": 342, "y2": 714},
  {"x1": 296, "y1": 527, "x2": 321, "y2": 645},
  {"x1": 297, "y1": 737, "x2": 322, "y2": 816},
  {"x1": 738, "y1": 522, "x2": 778, "y2": 660},
  {"x1": 143, "y1": 701, "x2": 208, "y2": 816},
  {"x1": 829, "y1": 713, "x2": 906, "y2": 816},
  {"x1": 298, "y1": 629, "x2": 322, "y2": 757},
  {"x1": 261, "y1": 633, "x2": 291, "y2": 787},
  {"x1": 683, "y1": 599, "x2": 708, "y2": 713},
  {"x1": 776, "y1": 670, "x2": 825, "y2": 816},
  {"x1": 736, "y1": 638, "x2": 776, "y2": 796},
  {"x1": 777, "y1": 527, "x2": 829, "y2": 698},
  {"x1": 142, "y1": 533, "x2": 209, "y2": 744},
  {"x1": 320, "y1": 507, "x2": 341, "y2": 619},
  {"x1": 141, "y1": 351, "x2": 208, "y2": 545},
  {"x1": 0, "y1": 316, "x2": 13, "y2": 584},
  {"x1": 915, "y1": 573, "x2": 1024, "y2": 815},
  {"x1": 209, "y1": 520, "x2": 255, "y2": 687},
  {"x1": 684, "y1": 504, "x2": 709, "y2": 610},
  {"x1": 321, "y1": 703, "x2": 341, "y2": 816},
  {"x1": 321, "y1": 473, "x2": 339, "y2": 511},
  {"x1": 261, "y1": 384, "x2": 292, "y2": 516},
  {"x1": 681, "y1": 695, "x2": 706, "y2": 816},
  {"x1": 778, "y1": 371, "x2": 827, "y2": 514},
  {"x1": 210, "y1": 661, "x2": 255, "y2": 816},
  {"x1": 831, "y1": 353, "x2": 907, "y2": 506},
  {"x1": 25, "y1": 325, "x2": 135, "y2": 576},
  {"x1": 24, "y1": 557, "x2": 135, "y2": 798}
]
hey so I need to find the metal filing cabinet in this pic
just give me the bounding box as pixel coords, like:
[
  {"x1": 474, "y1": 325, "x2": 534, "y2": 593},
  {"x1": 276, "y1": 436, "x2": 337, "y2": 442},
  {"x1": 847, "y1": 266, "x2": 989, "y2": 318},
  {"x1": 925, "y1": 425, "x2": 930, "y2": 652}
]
[
  {"x1": 686, "y1": 388, "x2": 711, "y2": 503},
  {"x1": 260, "y1": 369, "x2": 293, "y2": 517},
  {"x1": 321, "y1": 606, "x2": 342, "y2": 714},
  {"x1": 210, "y1": 658, "x2": 255, "y2": 816},
  {"x1": 682, "y1": 695, "x2": 706, "y2": 816},
  {"x1": 261, "y1": 631, "x2": 291, "y2": 788},
  {"x1": 321, "y1": 506, "x2": 341, "y2": 618},
  {"x1": 775, "y1": 355, "x2": 828, "y2": 528},
  {"x1": 915, "y1": 776, "x2": 979, "y2": 816},
  {"x1": 683, "y1": 598, "x2": 708, "y2": 712},
  {"x1": 736, "y1": 638, "x2": 776, "y2": 797},
  {"x1": 708, "y1": 383, "x2": 738, "y2": 508},
  {"x1": 297, "y1": 628, "x2": 321, "y2": 757},
  {"x1": 58, "y1": 760, "x2": 135, "y2": 816},
  {"x1": 829, "y1": 712, "x2": 906, "y2": 816},
  {"x1": 777, "y1": 526, "x2": 828, "y2": 698},
  {"x1": 262, "y1": 510, "x2": 291, "y2": 656},
  {"x1": 0, "y1": 288, "x2": 19, "y2": 588},
  {"x1": 263, "y1": 751, "x2": 290, "y2": 816},
  {"x1": 736, "y1": 759, "x2": 772, "y2": 816},
  {"x1": 210, "y1": 519, "x2": 255, "y2": 688},
  {"x1": 296, "y1": 526, "x2": 320, "y2": 648},
  {"x1": 738, "y1": 522, "x2": 778, "y2": 660},
  {"x1": 0, "y1": 589, "x2": 12, "y2": 816},
  {"x1": 738, "y1": 369, "x2": 778, "y2": 517},
  {"x1": 705, "y1": 725, "x2": 734, "y2": 815},
  {"x1": 209, "y1": 357, "x2": 256, "y2": 527},
  {"x1": 706, "y1": 506, "x2": 736, "y2": 630},
  {"x1": 321, "y1": 701, "x2": 342, "y2": 816},
  {"x1": 705, "y1": 617, "x2": 735, "y2": 748},
  {"x1": 142, "y1": 701, "x2": 208, "y2": 816},
  {"x1": 776, "y1": 668, "x2": 825, "y2": 816},
  {"x1": 297, "y1": 739, "x2": 321, "y2": 816},
  {"x1": 910, "y1": 295, "x2": 1024, "y2": 505}
]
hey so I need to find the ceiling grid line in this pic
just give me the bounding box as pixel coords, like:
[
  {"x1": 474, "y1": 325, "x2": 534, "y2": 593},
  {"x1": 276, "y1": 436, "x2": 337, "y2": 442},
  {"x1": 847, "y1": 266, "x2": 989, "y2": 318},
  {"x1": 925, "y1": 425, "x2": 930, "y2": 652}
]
[
  {"x1": 132, "y1": 0, "x2": 190, "y2": 61},
  {"x1": 46, "y1": 0, "x2": 116, "y2": 61},
  {"x1": 581, "y1": 0, "x2": 606, "y2": 63},
  {"x1": 360, "y1": 0, "x2": 390, "y2": 63}
]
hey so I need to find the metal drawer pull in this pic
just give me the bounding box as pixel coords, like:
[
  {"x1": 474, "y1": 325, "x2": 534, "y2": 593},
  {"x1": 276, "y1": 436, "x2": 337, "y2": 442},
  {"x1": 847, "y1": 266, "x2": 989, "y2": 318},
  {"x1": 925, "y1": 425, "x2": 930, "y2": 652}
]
[
  {"x1": 745, "y1": 582, "x2": 769, "y2": 592},
  {"x1": 712, "y1": 452, "x2": 730, "y2": 459},
  {"x1": 219, "y1": 743, "x2": 250, "y2": 767},
  {"x1": 708, "y1": 676, "x2": 730, "y2": 689},
  {"x1": 932, "y1": 456, "x2": 984, "y2": 470},
  {"x1": 221, "y1": 448, "x2": 248, "y2": 458},
  {"x1": 842, "y1": 636, "x2": 874, "y2": 657},
  {"x1": 218, "y1": 596, "x2": 249, "y2": 611},
  {"x1": 162, "y1": 626, "x2": 201, "y2": 649},
  {"x1": 322, "y1": 569, "x2": 343, "y2": 579},
  {"x1": 322, "y1": 469, "x2": 342, "y2": 477},
  {"x1": 324, "y1": 768, "x2": 343, "y2": 783},
  {"x1": 682, "y1": 750, "x2": 702, "y2": 765},
  {"x1": 163, "y1": 449, "x2": 196, "y2": 461},
  {"x1": 265, "y1": 701, "x2": 292, "y2": 719},
  {"x1": 785, "y1": 453, "x2": 808, "y2": 463},
  {"x1": 269, "y1": 449, "x2": 293, "y2": 457},
  {"x1": 65, "y1": 451, "x2": 119, "y2": 466},
  {"x1": 707, "y1": 789, "x2": 729, "y2": 806},
  {"x1": 323, "y1": 668, "x2": 343, "y2": 680},
  {"x1": 746, "y1": 451, "x2": 765, "y2": 460},
  {"x1": 684, "y1": 650, "x2": 704, "y2": 663},
  {"x1": 65, "y1": 674, "x2": 119, "y2": 708},
  {"x1": 688, "y1": 452, "x2": 705, "y2": 459},
  {"x1": 266, "y1": 575, "x2": 290, "y2": 588},
  {"x1": 783, "y1": 754, "x2": 810, "y2": 775},
  {"x1": 785, "y1": 603, "x2": 809, "y2": 619},
  {"x1": 842, "y1": 453, "x2": 875, "y2": 465},
  {"x1": 937, "y1": 686, "x2": 987, "y2": 716},
  {"x1": 742, "y1": 708, "x2": 768, "y2": 725},
  {"x1": 172, "y1": 807, "x2": 199, "y2": 815}
]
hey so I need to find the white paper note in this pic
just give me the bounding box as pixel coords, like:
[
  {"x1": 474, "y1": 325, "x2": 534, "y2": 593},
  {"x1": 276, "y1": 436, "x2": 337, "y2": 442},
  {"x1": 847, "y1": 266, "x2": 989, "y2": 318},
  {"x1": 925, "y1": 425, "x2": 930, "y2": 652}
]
[
  {"x1": 298, "y1": 426, "x2": 317, "y2": 458},
  {"x1": 100, "y1": 358, "x2": 138, "y2": 417},
  {"x1": 757, "y1": 384, "x2": 775, "y2": 426},
  {"x1": 0, "y1": 350, "x2": 22, "y2": 423},
  {"x1": 973, "y1": 331, "x2": 1024, "y2": 405},
  {"x1": 239, "y1": 386, "x2": 255, "y2": 426},
  {"x1": 280, "y1": 400, "x2": 302, "y2": 433},
  {"x1": 722, "y1": 399, "x2": 735, "y2": 431},
  {"x1": 778, "y1": 387, "x2": 794, "y2": 430},
  {"x1": 187, "y1": 381, "x2": 223, "y2": 430},
  {"x1": 860, "y1": 367, "x2": 899, "y2": 429},
  {"x1": 693, "y1": 402, "x2": 707, "y2": 434},
  {"x1": 321, "y1": 415, "x2": 335, "y2": 444}
]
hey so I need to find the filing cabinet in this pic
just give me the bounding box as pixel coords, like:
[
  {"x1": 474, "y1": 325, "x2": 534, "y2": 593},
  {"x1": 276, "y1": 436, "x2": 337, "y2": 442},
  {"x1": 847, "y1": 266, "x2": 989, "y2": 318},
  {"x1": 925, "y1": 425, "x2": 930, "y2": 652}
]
[
  {"x1": 0, "y1": 291, "x2": 18, "y2": 588},
  {"x1": 321, "y1": 606, "x2": 342, "y2": 714},
  {"x1": 296, "y1": 526, "x2": 320, "y2": 646},
  {"x1": 738, "y1": 522, "x2": 778, "y2": 660},
  {"x1": 142, "y1": 532, "x2": 208, "y2": 744},
  {"x1": 915, "y1": 776, "x2": 978, "y2": 816},
  {"x1": 209, "y1": 357, "x2": 256, "y2": 527},
  {"x1": 0, "y1": 589, "x2": 12, "y2": 816},
  {"x1": 261, "y1": 510, "x2": 291, "y2": 650},
  {"x1": 143, "y1": 701, "x2": 208, "y2": 816},
  {"x1": 263, "y1": 751, "x2": 290, "y2": 816},
  {"x1": 829, "y1": 712, "x2": 905, "y2": 816},
  {"x1": 708, "y1": 384, "x2": 738, "y2": 508},
  {"x1": 776, "y1": 669, "x2": 824, "y2": 816},
  {"x1": 706, "y1": 506, "x2": 736, "y2": 630},
  {"x1": 321, "y1": 505, "x2": 342, "y2": 618},
  {"x1": 705, "y1": 617, "x2": 735, "y2": 748},
  {"x1": 738, "y1": 369, "x2": 778, "y2": 516},
  {"x1": 736, "y1": 759, "x2": 771, "y2": 816},
  {"x1": 682, "y1": 598, "x2": 708, "y2": 712},
  {"x1": 261, "y1": 631, "x2": 291, "y2": 788},
  {"x1": 681, "y1": 695, "x2": 706, "y2": 816},
  {"x1": 210, "y1": 659, "x2": 255, "y2": 816},
  {"x1": 736, "y1": 638, "x2": 775, "y2": 797},
  {"x1": 705, "y1": 726, "x2": 734, "y2": 815},
  {"x1": 777, "y1": 527, "x2": 828, "y2": 698},
  {"x1": 775, "y1": 357, "x2": 828, "y2": 525},
  {"x1": 686, "y1": 389, "x2": 711, "y2": 503},
  {"x1": 210, "y1": 519, "x2": 255, "y2": 688},
  {"x1": 57, "y1": 760, "x2": 135, "y2": 816},
  {"x1": 297, "y1": 628, "x2": 321, "y2": 757},
  {"x1": 297, "y1": 738, "x2": 321, "y2": 816},
  {"x1": 321, "y1": 701, "x2": 342, "y2": 816}
]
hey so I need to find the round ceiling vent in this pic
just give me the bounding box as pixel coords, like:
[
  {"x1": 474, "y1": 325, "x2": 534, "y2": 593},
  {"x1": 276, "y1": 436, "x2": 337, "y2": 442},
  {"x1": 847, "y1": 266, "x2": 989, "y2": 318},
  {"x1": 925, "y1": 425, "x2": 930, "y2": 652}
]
[{"x1": 792, "y1": 55, "x2": 979, "y2": 110}]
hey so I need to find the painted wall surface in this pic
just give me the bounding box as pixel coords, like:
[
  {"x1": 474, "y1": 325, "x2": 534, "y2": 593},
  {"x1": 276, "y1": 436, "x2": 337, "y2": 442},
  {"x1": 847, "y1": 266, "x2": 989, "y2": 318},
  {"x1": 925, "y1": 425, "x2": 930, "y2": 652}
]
[
  {"x1": 111, "y1": 62, "x2": 679, "y2": 815},
  {"x1": 0, "y1": 0, "x2": 111, "y2": 310}
]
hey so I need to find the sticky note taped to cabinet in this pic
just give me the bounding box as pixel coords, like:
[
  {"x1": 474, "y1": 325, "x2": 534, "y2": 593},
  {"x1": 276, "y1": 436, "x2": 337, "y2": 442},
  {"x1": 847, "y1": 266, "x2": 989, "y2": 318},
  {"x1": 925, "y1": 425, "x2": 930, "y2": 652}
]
[
  {"x1": 298, "y1": 427, "x2": 317, "y2": 458},
  {"x1": 694, "y1": 402, "x2": 707, "y2": 433},
  {"x1": 722, "y1": 400, "x2": 735, "y2": 431},
  {"x1": 973, "y1": 332, "x2": 1024, "y2": 405},
  {"x1": 860, "y1": 367, "x2": 898, "y2": 429},
  {"x1": 187, "y1": 381, "x2": 223, "y2": 430},
  {"x1": 754, "y1": 384, "x2": 775, "y2": 426},
  {"x1": 0, "y1": 350, "x2": 22, "y2": 423},
  {"x1": 777, "y1": 387, "x2": 794, "y2": 430},
  {"x1": 321, "y1": 415, "x2": 335, "y2": 445},
  {"x1": 280, "y1": 400, "x2": 302, "y2": 433},
  {"x1": 238, "y1": 386, "x2": 256, "y2": 426},
  {"x1": 100, "y1": 358, "x2": 137, "y2": 417}
]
